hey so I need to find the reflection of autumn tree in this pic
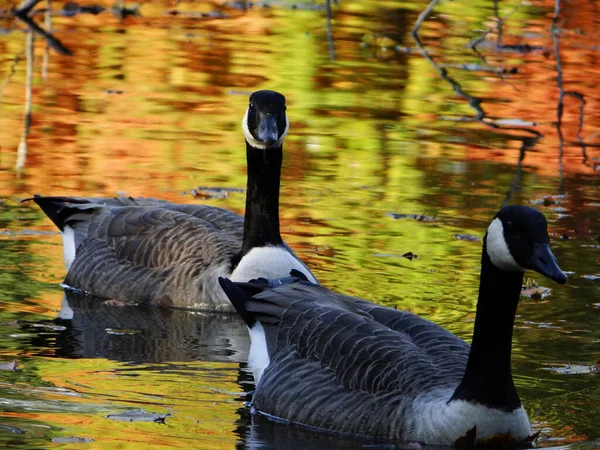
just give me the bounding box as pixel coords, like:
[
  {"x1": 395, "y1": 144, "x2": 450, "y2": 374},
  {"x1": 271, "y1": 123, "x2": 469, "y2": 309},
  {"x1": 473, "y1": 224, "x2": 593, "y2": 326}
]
[
  {"x1": 14, "y1": 31, "x2": 33, "y2": 173},
  {"x1": 552, "y1": 0, "x2": 587, "y2": 179}
]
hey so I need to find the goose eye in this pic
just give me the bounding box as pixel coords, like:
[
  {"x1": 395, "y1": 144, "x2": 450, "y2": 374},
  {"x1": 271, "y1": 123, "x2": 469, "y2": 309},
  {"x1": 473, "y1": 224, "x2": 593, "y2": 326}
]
[{"x1": 249, "y1": 102, "x2": 255, "y2": 110}]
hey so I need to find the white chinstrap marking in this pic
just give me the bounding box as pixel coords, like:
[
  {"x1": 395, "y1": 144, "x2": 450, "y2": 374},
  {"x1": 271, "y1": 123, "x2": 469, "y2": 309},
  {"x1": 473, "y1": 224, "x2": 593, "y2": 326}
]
[
  {"x1": 230, "y1": 246, "x2": 318, "y2": 284},
  {"x1": 62, "y1": 226, "x2": 76, "y2": 271},
  {"x1": 407, "y1": 389, "x2": 531, "y2": 445},
  {"x1": 248, "y1": 322, "x2": 270, "y2": 383},
  {"x1": 242, "y1": 108, "x2": 289, "y2": 150},
  {"x1": 485, "y1": 218, "x2": 524, "y2": 272}
]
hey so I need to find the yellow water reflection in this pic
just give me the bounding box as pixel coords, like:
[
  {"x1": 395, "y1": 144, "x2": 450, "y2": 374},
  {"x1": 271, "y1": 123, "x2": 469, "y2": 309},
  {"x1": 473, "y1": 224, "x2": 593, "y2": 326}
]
[{"x1": 0, "y1": 0, "x2": 599, "y2": 447}]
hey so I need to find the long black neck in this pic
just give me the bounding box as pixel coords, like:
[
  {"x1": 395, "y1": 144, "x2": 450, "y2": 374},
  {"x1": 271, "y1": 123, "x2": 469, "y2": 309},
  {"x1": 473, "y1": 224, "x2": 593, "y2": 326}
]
[
  {"x1": 450, "y1": 242, "x2": 524, "y2": 411},
  {"x1": 240, "y1": 142, "x2": 284, "y2": 256}
]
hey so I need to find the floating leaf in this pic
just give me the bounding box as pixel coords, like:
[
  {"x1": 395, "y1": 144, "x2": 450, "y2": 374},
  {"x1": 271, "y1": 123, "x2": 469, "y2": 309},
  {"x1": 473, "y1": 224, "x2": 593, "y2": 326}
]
[
  {"x1": 105, "y1": 328, "x2": 141, "y2": 336},
  {"x1": 544, "y1": 363, "x2": 598, "y2": 375},
  {"x1": 455, "y1": 234, "x2": 480, "y2": 241},
  {"x1": 0, "y1": 424, "x2": 25, "y2": 434},
  {"x1": 583, "y1": 274, "x2": 600, "y2": 280},
  {"x1": 455, "y1": 424, "x2": 537, "y2": 448},
  {"x1": 401, "y1": 252, "x2": 417, "y2": 260},
  {"x1": 0, "y1": 361, "x2": 19, "y2": 371},
  {"x1": 521, "y1": 286, "x2": 551, "y2": 299},
  {"x1": 52, "y1": 436, "x2": 94, "y2": 443},
  {"x1": 33, "y1": 323, "x2": 67, "y2": 331},
  {"x1": 106, "y1": 409, "x2": 170, "y2": 423},
  {"x1": 387, "y1": 212, "x2": 436, "y2": 222},
  {"x1": 191, "y1": 186, "x2": 244, "y2": 200},
  {"x1": 102, "y1": 299, "x2": 129, "y2": 307},
  {"x1": 491, "y1": 118, "x2": 537, "y2": 127},
  {"x1": 454, "y1": 425, "x2": 477, "y2": 449}
]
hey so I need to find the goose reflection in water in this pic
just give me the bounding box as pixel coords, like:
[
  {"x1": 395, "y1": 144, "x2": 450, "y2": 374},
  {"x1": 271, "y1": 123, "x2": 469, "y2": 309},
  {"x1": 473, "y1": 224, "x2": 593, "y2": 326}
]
[{"x1": 27, "y1": 289, "x2": 249, "y2": 363}]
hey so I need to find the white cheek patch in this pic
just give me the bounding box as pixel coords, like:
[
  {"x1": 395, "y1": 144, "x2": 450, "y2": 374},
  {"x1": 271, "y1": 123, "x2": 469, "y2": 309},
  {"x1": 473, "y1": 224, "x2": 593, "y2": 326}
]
[
  {"x1": 242, "y1": 108, "x2": 289, "y2": 150},
  {"x1": 485, "y1": 218, "x2": 524, "y2": 272}
]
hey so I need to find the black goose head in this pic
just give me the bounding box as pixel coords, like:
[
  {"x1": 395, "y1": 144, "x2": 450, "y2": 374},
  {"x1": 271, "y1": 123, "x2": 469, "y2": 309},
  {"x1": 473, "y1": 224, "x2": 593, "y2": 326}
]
[
  {"x1": 242, "y1": 90, "x2": 289, "y2": 150},
  {"x1": 484, "y1": 205, "x2": 567, "y2": 284}
]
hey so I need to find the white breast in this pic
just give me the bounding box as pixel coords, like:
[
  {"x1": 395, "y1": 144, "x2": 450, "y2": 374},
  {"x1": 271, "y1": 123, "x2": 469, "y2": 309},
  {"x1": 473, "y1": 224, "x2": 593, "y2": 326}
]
[
  {"x1": 230, "y1": 246, "x2": 317, "y2": 284},
  {"x1": 406, "y1": 389, "x2": 532, "y2": 445}
]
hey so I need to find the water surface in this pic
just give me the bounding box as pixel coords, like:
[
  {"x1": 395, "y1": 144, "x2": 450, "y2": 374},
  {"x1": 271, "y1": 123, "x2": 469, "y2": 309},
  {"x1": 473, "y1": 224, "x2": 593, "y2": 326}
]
[{"x1": 0, "y1": 0, "x2": 599, "y2": 448}]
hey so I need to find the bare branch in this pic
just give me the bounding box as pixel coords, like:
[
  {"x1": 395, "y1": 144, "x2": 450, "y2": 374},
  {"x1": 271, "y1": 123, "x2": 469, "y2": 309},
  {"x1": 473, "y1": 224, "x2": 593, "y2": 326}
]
[
  {"x1": 14, "y1": 14, "x2": 72, "y2": 56},
  {"x1": 411, "y1": 0, "x2": 440, "y2": 39},
  {"x1": 439, "y1": 63, "x2": 518, "y2": 74},
  {"x1": 14, "y1": 0, "x2": 42, "y2": 16}
]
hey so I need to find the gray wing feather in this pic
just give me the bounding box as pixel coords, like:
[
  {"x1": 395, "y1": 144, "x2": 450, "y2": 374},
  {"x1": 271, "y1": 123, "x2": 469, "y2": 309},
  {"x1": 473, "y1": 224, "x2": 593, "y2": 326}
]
[
  {"x1": 44, "y1": 196, "x2": 244, "y2": 309},
  {"x1": 248, "y1": 283, "x2": 469, "y2": 437}
]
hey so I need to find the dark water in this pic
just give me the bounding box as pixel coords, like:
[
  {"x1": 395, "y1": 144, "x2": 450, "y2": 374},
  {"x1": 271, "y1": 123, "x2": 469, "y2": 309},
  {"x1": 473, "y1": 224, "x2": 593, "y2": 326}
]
[{"x1": 0, "y1": 0, "x2": 599, "y2": 448}]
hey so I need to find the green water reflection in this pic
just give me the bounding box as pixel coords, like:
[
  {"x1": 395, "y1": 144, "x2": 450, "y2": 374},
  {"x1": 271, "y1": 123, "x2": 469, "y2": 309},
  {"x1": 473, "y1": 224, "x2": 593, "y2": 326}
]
[{"x1": 1, "y1": 0, "x2": 599, "y2": 448}]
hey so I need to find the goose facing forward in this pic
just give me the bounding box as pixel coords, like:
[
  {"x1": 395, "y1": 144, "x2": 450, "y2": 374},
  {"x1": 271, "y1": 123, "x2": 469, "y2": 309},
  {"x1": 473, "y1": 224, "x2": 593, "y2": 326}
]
[
  {"x1": 219, "y1": 205, "x2": 567, "y2": 445},
  {"x1": 31, "y1": 90, "x2": 317, "y2": 311}
]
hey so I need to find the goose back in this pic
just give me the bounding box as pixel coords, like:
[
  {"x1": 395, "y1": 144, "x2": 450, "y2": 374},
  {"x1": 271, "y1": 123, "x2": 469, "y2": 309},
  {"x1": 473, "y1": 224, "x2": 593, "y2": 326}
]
[{"x1": 220, "y1": 279, "x2": 472, "y2": 440}]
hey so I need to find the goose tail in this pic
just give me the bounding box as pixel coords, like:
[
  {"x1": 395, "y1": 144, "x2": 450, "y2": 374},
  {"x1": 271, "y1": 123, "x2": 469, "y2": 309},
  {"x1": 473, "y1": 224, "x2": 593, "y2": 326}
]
[
  {"x1": 218, "y1": 277, "x2": 261, "y2": 327},
  {"x1": 218, "y1": 271, "x2": 311, "y2": 327},
  {"x1": 24, "y1": 195, "x2": 91, "y2": 231}
]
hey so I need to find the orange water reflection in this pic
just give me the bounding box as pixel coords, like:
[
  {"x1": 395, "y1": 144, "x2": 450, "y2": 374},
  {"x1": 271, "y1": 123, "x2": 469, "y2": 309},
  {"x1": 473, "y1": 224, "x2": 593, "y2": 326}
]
[{"x1": 0, "y1": 0, "x2": 599, "y2": 448}]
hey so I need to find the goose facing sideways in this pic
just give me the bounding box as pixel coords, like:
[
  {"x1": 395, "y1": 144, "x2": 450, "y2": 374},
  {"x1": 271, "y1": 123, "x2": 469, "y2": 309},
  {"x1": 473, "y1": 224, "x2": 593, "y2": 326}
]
[
  {"x1": 30, "y1": 90, "x2": 317, "y2": 311},
  {"x1": 219, "y1": 205, "x2": 567, "y2": 446}
]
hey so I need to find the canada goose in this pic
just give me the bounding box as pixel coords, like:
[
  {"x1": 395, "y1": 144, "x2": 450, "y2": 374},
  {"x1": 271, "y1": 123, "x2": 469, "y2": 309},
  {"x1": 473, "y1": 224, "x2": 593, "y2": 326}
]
[
  {"x1": 30, "y1": 90, "x2": 317, "y2": 311},
  {"x1": 219, "y1": 205, "x2": 567, "y2": 446}
]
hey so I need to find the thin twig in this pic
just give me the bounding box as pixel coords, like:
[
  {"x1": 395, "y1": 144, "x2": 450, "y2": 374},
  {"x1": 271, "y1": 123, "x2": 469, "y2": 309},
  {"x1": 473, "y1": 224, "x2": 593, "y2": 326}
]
[
  {"x1": 566, "y1": 92, "x2": 587, "y2": 165},
  {"x1": 42, "y1": 0, "x2": 51, "y2": 81},
  {"x1": 15, "y1": 31, "x2": 34, "y2": 172},
  {"x1": 0, "y1": 53, "x2": 23, "y2": 102},
  {"x1": 553, "y1": 0, "x2": 561, "y2": 25},
  {"x1": 325, "y1": 0, "x2": 335, "y2": 61},
  {"x1": 503, "y1": 136, "x2": 542, "y2": 207},
  {"x1": 585, "y1": 130, "x2": 600, "y2": 142},
  {"x1": 413, "y1": 36, "x2": 541, "y2": 137},
  {"x1": 439, "y1": 63, "x2": 517, "y2": 74},
  {"x1": 552, "y1": 3, "x2": 587, "y2": 171},
  {"x1": 552, "y1": 16, "x2": 565, "y2": 187},
  {"x1": 411, "y1": 0, "x2": 440, "y2": 39},
  {"x1": 468, "y1": 2, "x2": 521, "y2": 55}
]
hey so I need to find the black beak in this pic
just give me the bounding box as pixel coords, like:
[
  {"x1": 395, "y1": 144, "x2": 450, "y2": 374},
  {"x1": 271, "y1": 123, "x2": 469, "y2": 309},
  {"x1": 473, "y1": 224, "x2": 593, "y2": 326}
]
[
  {"x1": 257, "y1": 114, "x2": 279, "y2": 147},
  {"x1": 528, "y1": 243, "x2": 567, "y2": 284}
]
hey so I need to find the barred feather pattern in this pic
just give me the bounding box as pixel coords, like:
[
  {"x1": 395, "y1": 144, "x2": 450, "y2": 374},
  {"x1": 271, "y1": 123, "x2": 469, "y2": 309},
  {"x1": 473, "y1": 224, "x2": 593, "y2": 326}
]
[
  {"x1": 36, "y1": 197, "x2": 244, "y2": 309},
  {"x1": 246, "y1": 283, "x2": 474, "y2": 442}
]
